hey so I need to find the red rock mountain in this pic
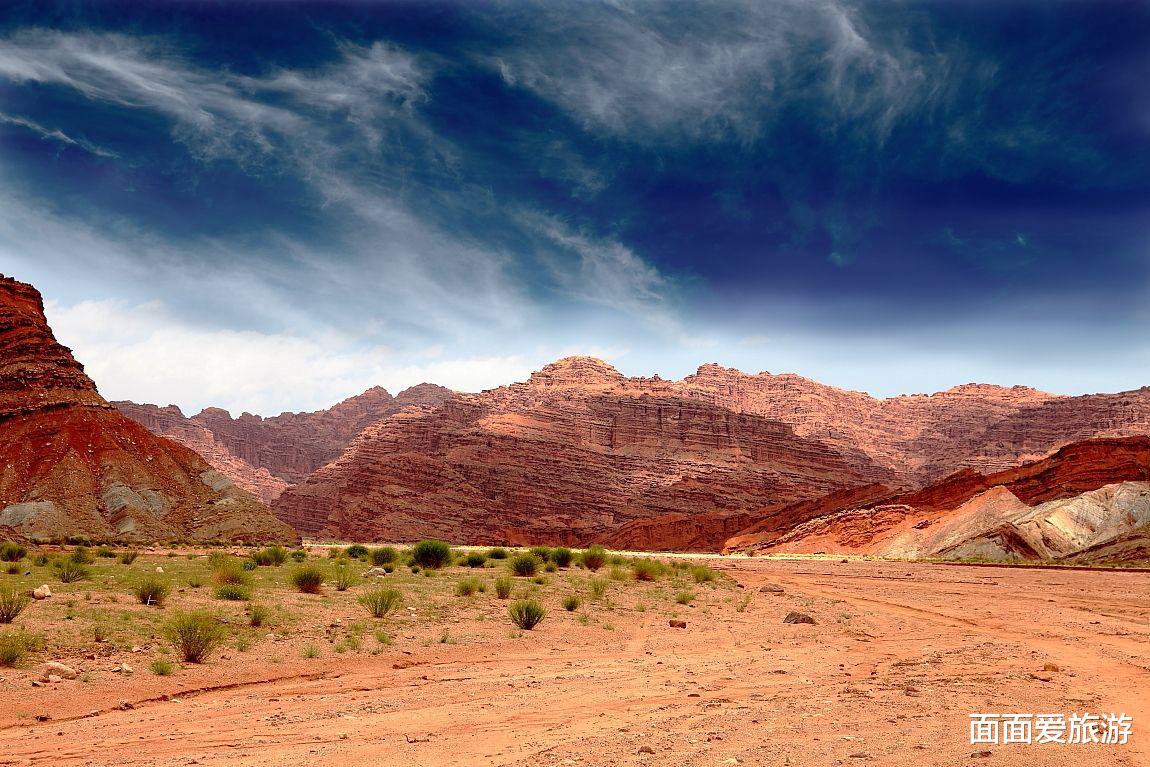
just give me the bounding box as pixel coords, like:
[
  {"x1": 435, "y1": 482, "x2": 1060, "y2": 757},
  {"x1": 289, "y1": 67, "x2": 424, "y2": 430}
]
[
  {"x1": 115, "y1": 382, "x2": 453, "y2": 500},
  {"x1": 0, "y1": 275, "x2": 295, "y2": 542},
  {"x1": 273, "y1": 357, "x2": 883, "y2": 545}
]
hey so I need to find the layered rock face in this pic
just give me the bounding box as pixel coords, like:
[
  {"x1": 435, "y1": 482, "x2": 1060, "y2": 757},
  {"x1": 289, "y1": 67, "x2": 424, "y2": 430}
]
[
  {"x1": 0, "y1": 275, "x2": 295, "y2": 543},
  {"x1": 735, "y1": 437, "x2": 1150, "y2": 562},
  {"x1": 273, "y1": 357, "x2": 882, "y2": 545},
  {"x1": 116, "y1": 383, "x2": 453, "y2": 497}
]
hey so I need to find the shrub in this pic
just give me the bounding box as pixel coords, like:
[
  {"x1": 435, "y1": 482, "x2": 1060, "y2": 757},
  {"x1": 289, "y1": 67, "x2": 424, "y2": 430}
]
[
  {"x1": 494, "y1": 575, "x2": 513, "y2": 599},
  {"x1": 0, "y1": 584, "x2": 30, "y2": 623},
  {"x1": 32, "y1": 553, "x2": 50, "y2": 567},
  {"x1": 509, "y1": 600, "x2": 547, "y2": 630},
  {"x1": 133, "y1": 577, "x2": 171, "y2": 607},
  {"x1": 632, "y1": 558, "x2": 665, "y2": 582},
  {"x1": 544, "y1": 561, "x2": 557, "y2": 573},
  {"x1": 211, "y1": 559, "x2": 251, "y2": 587},
  {"x1": 0, "y1": 630, "x2": 43, "y2": 667},
  {"x1": 580, "y1": 545, "x2": 607, "y2": 571},
  {"x1": 241, "y1": 559, "x2": 258, "y2": 571},
  {"x1": 675, "y1": 590, "x2": 696, "y2": 605},
  {"x1": 690, "y1": 565, "x2": 716, "y2": 584},
  {"x1": 97, "y1": 546, "x2": 117, "y2": 559},
  {"x1": 163, "y1": 611, "x2": 227, "y2": 663},
  {"x1": 4, "y1": 564, "x2": 16, "y2": 575},
  {"x1": 464, "y1": 552, "x2": 487, "y2": 568},
  {"x1": 246, "y1": 604, "x2": 270, "y2": 627},
  {"x1": 55, "y1": 559, "x2": 90, "y2": 583},
  {"x1": 382, "y1": 563, "x2": 396, "y2": 573},
  {"x1": 291, "y1": 565, "x2": 326, "y2": 594},
  {"x1": 551, "y1": 547, "x2": 574, "y2": 568},
  {"x1": 529, "y1": 546, "x2": 553, "y2": 563},
  {"x1": 117, "y1": 550, "x2": 139, "y2": 565},
  {"x1": 290, "y1": 549, "x2": 307, "y2": 562},
  {"x1": 589, "y1": 578, "x2": 608, "y2": 600},
  {"x1": 214, "y1": 584, "x2": 251, "y2": 601},
  {"x1": 251, "y1": 546, "x2": 288, "y2": 566},
  {"x1": 0, "y1": 542, "x2": 27, "y2": 562},
  {"x1": 333, "y1": 561, "x2": 355, "y2": 592},
  {"x1": 487, "y1": 547, "x2": 509, "y2": 560},
  {"x1": 411, "y1": 540, "x2": 452, "y2": 569},
  {"x1": 359, "y1": 587, "x2": 402, "y2": 618},
  {"x1": 455, "y1": 577, "x2": 482, "y2": 597},
  {"x1": 346, "y1": 544, "x2": 370, "y2": 559},
  {"x1": 69, "y1": 546, "x2": 93, "y2": 564},
  {"x1": 608, "y1": 565, "x2": 628, "y2": 581},
  {"x1": 150, "y1": 659, "x2": 175, "y2": 676},
  {"x1": 562, "y1": 594, "x2": 581, "y2": 612},
  {"x1": 510, "y1": 553, "x2": 540, "y2": 577},
  {"x1": 187, "y1": 575, "x2": 205, "y2": 588},
  {"x1": 370, "y1": 547, "x2": 398, "y2": 566}
]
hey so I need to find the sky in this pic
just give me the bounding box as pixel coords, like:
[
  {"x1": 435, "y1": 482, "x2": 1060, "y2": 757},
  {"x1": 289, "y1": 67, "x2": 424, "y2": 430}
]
[{"x1": 1, "y1": 0, "x2": 1149, "y2": 416}]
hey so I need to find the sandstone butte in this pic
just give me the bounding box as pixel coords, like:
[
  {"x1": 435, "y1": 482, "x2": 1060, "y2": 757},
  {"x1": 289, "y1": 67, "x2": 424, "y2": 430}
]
[
  {"x1": 272, "y1": 356, "x2": 1150, "y2": 552},
  {"x1": 115, "y1": 382, "x2": 453, "y2": 502},
  {"x1": 730, "y1": 436, "x2": 1150, "y2": 563},
  {"x1": 0, "y1": 274, "x2": 295, "y2": 543}
]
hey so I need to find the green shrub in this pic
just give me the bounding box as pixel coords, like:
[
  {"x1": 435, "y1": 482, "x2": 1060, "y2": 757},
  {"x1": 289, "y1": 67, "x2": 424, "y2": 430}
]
[
  {"x1": 494, "y1": 575, "x2": 513, "y2": 599},
  {"x1": 382, "y1": 563, "x2": 396, "y2": 573},
  {"x1": 333, "y1": 561, "x2": 355, "y2": 592},
  {"x1": 345, "y1": 544, "x2": 370, "y2": 559},
  {"x1": 464, "y1": 552, "x2": 487, "y2": 568},
  {"x1": 580, "y1": 545, "x2": 607, "y2": 571},
  {"x1": 632, "y1": 558, "x2": 665, "y2": 582},
  {"x1": 4, "y1": 564, "x2": 16, "y2": 575},
  {"x1": 290, "y1": 549, "x2": 307, "y2": 562},
  {"x1": 247, "y1": 604, "x2": 270, "y2": 627},
  {"x1": 528, "y1": 546, "x2": 553, "y2": 563},
  {"x1": 251, "y1": 546, "x2": 288, "y2": 566},
  {"x1": 163, "y1": 611, "x2": 227, "y2": 663},
  {"x1": 211, "y1": 559, "x2": 251, "y2": 587},
  {"x1": 55, "y1": 559, "x2": 90, "y2": 583},
  {"x1": 187, "y1": 575, "x2": 205, "y2": 588},
  {"x1": 589, "y1": 578, "x2": 608, "y2": 600},
  {"x1": 544, "y1": 561, "x2": 558, "y2": 573},
  {"x1": 0, "y1": 584, "x2": 30, "y2": 623},
  {"x1": 132, "y1": 576, "x2": 171, "y2": 607},
  {"x1": 487, "y1": 547, "x2": 509, "y2": 560},
  {"x1": 551, "y1": 547, "x2": 574, "y2": 568},
  {"x1": 97, "y1": 546, "x2": 117, "y2": 559},
  {"x1": 241, "y1": 558, "x2": 258, "y2": 571},
  {"x1": 455, "y1": 577, "x2": 482, "y2": 596},
  {"x1": 411, "y1": 540, "x2": 452, "y2": 569},
  {"x1": 359, "y1": 587, "x2": 402, "y2": 618},
  {"x1": 69, "y1": 546, "x2": 93, "y2": 564},
  {"x1": 675, "y1": 590, "x2": 696, "y2": 605},
  {"x1": 214, "y1": 584, "x2": 251, "y2": 601},
  {"x1": 370, "y1": 547, "x2": 398, "y2": 565},
  {"x1": 608, "y1": 565, "x2": 628, "y2": 581},
  {"x1": 510, "y1": 553, "x2": 540, "y2": 577},
  {"x1": 509, "y1": 599, "x2": 547, "y2": 630},
  {"x1": 150, "y1": 659, "x2": 175, "y2": 676},
  {"x1": 0, "y1": 630, "x2": 43, "y2": 666},
  {"x1": 32, "y1": 553, "x2": 50, "y2": 567},
  {"x1": 690, "y1": 565, "x2": 717, "y2": 584},
  {"x1": 0, "y1": 542, "x2": 26, "y2": 562},
  {"x1": 562, "y1": 594, "x2": 581, "y2": 612},
  {"x1": 117, "y1": 550, "x2": 139, "y2": 565},
  {"x1": 291, "y1": 565, "x2": 326, "y2": 594}
]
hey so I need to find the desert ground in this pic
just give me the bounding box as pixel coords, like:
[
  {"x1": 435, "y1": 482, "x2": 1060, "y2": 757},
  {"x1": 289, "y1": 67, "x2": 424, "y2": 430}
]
[{"x1": 0, "y1": 548, "x2": 1147, "y2": 767}]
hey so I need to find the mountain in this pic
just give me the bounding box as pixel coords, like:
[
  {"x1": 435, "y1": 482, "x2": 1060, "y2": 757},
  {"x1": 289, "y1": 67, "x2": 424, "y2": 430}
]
[
  {"x1": 731, "y1": 437, "x2": 1150, "y2": 562},
  {"x1": 0, "y1": 275, "x2": 295, "y2": 543},
  {"x1": 115, "y1": 382, "x2": 454, "y2": 500},
  {"x1": 272, "y1": 357, "x2": 883, "y2": 545}
]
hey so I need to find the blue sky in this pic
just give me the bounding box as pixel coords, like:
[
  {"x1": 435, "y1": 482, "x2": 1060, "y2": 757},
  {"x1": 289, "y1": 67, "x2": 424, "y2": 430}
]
[{"x1": 1, "y1": 1, "x2": 1148, "y2": 415}]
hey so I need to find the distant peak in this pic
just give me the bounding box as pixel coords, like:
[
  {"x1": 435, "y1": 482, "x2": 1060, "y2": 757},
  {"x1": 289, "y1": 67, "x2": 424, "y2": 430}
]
[{"x1": 529, "y1": 356, "x2": 625, "y2": 386}]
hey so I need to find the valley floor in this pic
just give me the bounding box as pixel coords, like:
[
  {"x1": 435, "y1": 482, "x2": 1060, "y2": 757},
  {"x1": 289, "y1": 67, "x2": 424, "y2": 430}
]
[{"x1": 1, "y1": 558, "x2": 1148, "y2": 766}]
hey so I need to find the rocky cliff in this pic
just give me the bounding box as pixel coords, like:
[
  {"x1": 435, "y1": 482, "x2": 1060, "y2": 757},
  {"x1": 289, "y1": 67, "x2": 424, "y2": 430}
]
[{"x1": 0, "y1": 274, "x2": 295, "y2": 543}]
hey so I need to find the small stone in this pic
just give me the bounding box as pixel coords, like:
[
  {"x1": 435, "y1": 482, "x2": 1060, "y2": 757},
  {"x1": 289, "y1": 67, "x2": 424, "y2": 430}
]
[
  {"x1": 637, "y1": 746, "x2": 655, "y2": 754},
  {"x1": 119, "y1": 663, "x2": 134, "y2": 674},
  {"x1": 32, "y1": 585, "x2": 52, "y2": 600},
  {"x1": 117, "y1": 701, "x2": 135, "y2": 710},
  {"x1": 971, "y1": 750, "x2": 992, "y2": 758},
  {"x1": 1043, "y1": 663, "x2": 1060, "y2": 673},
  {"x1": 783, "y1": 611, "x2": 816, "y2": 625},
  {"x1": 155, "y1": 566, "x2": 164, "y2": 573},
  {"x1": 759, "y1": 584, "x2": 785, "y2": 594},
  {"x1": 46, "y1": 674, "x2": 63, "y2": 684},
  {"x1": 849, "y1": 752, "x2": 868, "y2": 759},
  {"x1": 669, "y1": 620, "x2": 687, "y2": 629},
  {"x1": 43, "y1": 662, "x2": 78, "y2": 680}
]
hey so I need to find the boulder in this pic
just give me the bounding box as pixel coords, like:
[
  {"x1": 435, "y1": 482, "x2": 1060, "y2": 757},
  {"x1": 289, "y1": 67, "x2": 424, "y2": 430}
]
[
  {"x1": 32, "y1": 585, "x2": 52, "y2": 600},
  {"x1": 783, "y1": 611, "x2": 816, "y2": 625}
]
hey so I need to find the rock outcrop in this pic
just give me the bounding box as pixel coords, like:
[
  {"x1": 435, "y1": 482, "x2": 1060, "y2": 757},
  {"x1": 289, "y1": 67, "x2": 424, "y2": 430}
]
[
  {"x1": 273, "y1": 357, "x2": 883, "y2": 545},
  {"x1": 0, "y1": 274, "x2": 295, "y2": 543}
]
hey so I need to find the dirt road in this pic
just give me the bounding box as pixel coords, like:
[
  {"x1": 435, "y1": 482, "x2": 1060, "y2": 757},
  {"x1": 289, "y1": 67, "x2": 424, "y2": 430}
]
[{"x1": 2, "y1": 558, "x2": 1146, "y2": 766}]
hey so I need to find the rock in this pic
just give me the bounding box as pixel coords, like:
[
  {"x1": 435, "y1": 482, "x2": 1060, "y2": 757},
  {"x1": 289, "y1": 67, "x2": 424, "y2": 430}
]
[
  {"x1": 363, "y1": 567, "x2": 389, "y2": 577},
  {"x1": 46, "y1": 674, "x2": 63, "y2": 684},
  {"x1": 117, "y1": 663, "x2": 134, "y2": 674},
  {"x1": 971, "y1": 750, "x2": 992, "y2": 758},
  {"x1": 42, "y1": 662, "x2": 77, "y2": 680},
  {"x1": 155, "y1": 566, "x2": 164, "y2": 573},
  {"x1": 783, "y1": 612, "x2": 816, "y2": 625},
  {"x1": 0, "y1": 276, "x2": 296, "y2": 544},
  {"x1": 759, "y1": 584, "x2": 784, "y2": 594},
  {"x1": 668, "y1": 620, "x2": 687, "y2": 629},
  {"x1": 1043, "y1": 662, "x2": 1060, "y2": 672},
  {"x1": 32, "y1": 585, "x2": 52, "y2": 600},
  {"x1": 637, "y1": 746, "x2": 655, "y2": 754}
]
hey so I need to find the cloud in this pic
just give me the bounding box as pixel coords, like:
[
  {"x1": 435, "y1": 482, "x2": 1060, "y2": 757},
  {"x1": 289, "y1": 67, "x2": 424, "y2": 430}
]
[{"x1": 0, "y1": 112, "x2": 119, "y2": 157}]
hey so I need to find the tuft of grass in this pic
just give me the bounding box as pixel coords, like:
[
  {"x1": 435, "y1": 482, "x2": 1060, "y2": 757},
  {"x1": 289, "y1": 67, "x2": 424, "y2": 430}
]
[
  {"x1": 580, "y1": 545, "x2": 607, "y2": 571},
  {"x1": 32, "y1": 553, "x2": 50, "y2": 567},
  {"x1": 0, "y1": 542, "x2": 27, "y2": 562},
  {"x1": 132, "y1": 576, "x2": 172, "y2": 607},
  {"x1": 690, "y1": 565, "x2": 717, "y2": 584},
  {"x1": 608, "y1": 565, "x2": 628, "y2": 581},
  {"x1": 551, "y1": 547, "x2": 574, "y2": 568},
  {"x1": 675, "y1": 590, "x2": 696, "y2": 605},
  {"x1": 544, "y1": 561, "x2": 558, "y2": 573},
  {"x1": 562, "y1": 594, "x2": 581, "y2": 612},
  {"x1": 96, "y1": 546, "x2": 117, "y2": 559},
  {"x1": 589, "y1": 578, "x2": 608, "y2": 600},
  {"x1": 411, "y1": 540, "x2": 452, "y2": 569},
  {"x1": 246, "y1": 603, "x2": 270, "y2": 627},
  {"x1": 187, "y1": 575, "x2": 205, "y2": 589},
  {"x1": 528, "y1": 546, "x2": 553, "y2": 563},
  {"x1": 54, "y1": 559, "x2": 90, "y2": 583},
  {"x1": 494, "y1": 575, "x2": 513, "y2": 599},
  {"x1": 370, "y1": 547, "x2": 398, "y2": 566},
  {"x1": 510, "y1": 553, "x2": 540, "y2": 577},
  {"x1": 211, "y1": 559, "x2": 251, "y2": 587},
  {"x1": 69, "y1": 546, "x2": 94, "y2": 564},
  {"x1": 374, "y1": 629, "x2": 392, "y2": 646},
  {"x1": 214, "y1": 584, "x2": 252, "y2": 601},
  {"x1": 509, "y1": 599, "x2": 547, "y2": 630},
  {"x1": 359, "y1": 587, "x2": 403, "y2": 618},
  {"x1": 464, "y1": 552, "x2": 487, "y2": 568},
  {"x1": 333, "y1": 561, "x2": 356, "y2": 592},
  {"x1": 290, "y1": 549, "x2": 307, "y2": 562},
  {"x1": 486, "y1": 547, "x2": 508, "y2": 560},
  {"x1": 345, "y1": 544, "x2": 370, "y2": 559},
  {"x1": 250, "y1": 546, "x2": 288, "y2": 566},
  {"x1": 117, "y1": 550, "x2": 139, "y2": 565},
  {"x1": 455, "y1": 577, "x2": 482, "y2": 597},
  {"x1": 0, "y1": 630, "x2": 43, "y2": 666},
  {"x1": 163, "y1": 611, "x2": 227, "y2": 663},
  {"x1": 150, "y1": 659, "x2": 175, "y2": 676},
  {"x1": 0, "y1": 584, "x2": 30, "y2": 623},
  {"x1": 290, "y1": 565, "x2": 326, "y2": 594},
  {"x1": 301, "y1": 644, "x2": 320, "y2": 659}
]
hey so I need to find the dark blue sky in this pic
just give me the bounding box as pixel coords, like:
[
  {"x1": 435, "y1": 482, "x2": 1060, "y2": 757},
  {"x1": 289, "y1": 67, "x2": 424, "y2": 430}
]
[{"x1": 1, "y1": 1, "x2": 1148, "y2": 414}]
